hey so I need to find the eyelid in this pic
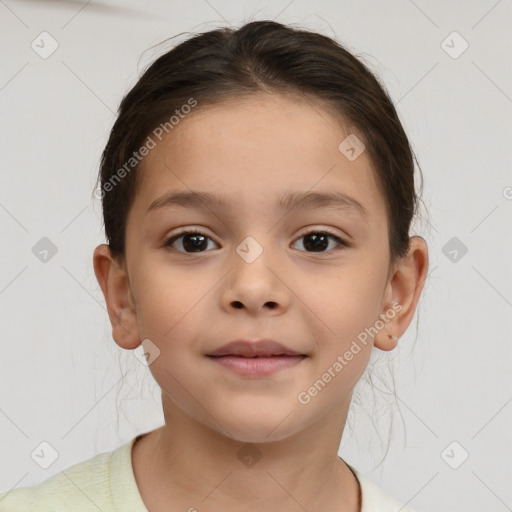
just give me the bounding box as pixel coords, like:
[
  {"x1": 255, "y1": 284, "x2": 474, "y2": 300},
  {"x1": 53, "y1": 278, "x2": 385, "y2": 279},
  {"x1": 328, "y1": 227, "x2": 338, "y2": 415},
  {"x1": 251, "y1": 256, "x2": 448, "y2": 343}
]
[
  {"x1": 163, "y1": 225, "x2": 350, "y2": 253},
  {"x1": 163, "y1": 227, "x2": 218, "y2": 248},
  {"x1": 294, "y1": 225, "x2": 348, "y2": 241},
  {"x1": 164, "y1": 226, "x2": 347, "y2": 243},
  {"x1": 291, "y1": 227, "x2": 350, "y2": 251}
]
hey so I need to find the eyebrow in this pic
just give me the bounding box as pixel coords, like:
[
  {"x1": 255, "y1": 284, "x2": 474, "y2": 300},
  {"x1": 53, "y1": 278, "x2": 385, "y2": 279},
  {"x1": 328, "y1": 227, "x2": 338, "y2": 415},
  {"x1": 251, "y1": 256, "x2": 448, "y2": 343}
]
[{"x1": 146, "y1": 190, "x2": 368, "y2": 220}]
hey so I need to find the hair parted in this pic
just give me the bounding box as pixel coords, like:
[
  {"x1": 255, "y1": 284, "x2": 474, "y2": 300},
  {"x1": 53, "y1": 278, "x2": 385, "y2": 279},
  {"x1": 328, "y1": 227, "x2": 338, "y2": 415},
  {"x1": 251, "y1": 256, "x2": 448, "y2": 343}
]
[{"x1": 95, "y1": 19, "x2": 423, "y2": 265}]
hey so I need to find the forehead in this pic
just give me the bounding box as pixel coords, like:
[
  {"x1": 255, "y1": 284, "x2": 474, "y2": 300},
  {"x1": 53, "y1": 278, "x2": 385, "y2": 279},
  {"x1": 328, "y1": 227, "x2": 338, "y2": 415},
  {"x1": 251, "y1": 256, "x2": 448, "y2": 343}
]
[{"x1": 130, "y1": 93, "x2": 387, "y2": 224}]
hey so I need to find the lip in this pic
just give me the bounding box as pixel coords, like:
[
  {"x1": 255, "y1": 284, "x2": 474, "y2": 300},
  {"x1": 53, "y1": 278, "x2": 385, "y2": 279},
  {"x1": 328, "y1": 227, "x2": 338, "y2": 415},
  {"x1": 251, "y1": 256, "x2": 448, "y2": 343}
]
[
  {"x1": 208, "y1": 355, "x2": 306, "y2": 377},
  {"x1": 206, "y1": 339, "x2": 304, "y2": 357},
  {"x1": 206, "y1": 339, "x2": 307, "y2": 377}
]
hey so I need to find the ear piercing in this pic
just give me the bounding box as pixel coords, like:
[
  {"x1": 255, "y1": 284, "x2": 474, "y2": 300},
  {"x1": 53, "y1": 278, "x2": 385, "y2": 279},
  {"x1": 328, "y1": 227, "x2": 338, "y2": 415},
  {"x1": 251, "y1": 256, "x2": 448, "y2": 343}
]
[{"x1": 388, "y1": 334, "x2": 398, "y2": 341}]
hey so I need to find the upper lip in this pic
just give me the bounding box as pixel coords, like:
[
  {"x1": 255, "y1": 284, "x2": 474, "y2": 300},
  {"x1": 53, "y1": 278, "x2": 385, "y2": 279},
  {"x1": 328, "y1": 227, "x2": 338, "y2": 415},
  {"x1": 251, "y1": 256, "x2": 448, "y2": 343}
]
[{"x1": 207, "y1": 339, "x2": 305, "y2": 357}]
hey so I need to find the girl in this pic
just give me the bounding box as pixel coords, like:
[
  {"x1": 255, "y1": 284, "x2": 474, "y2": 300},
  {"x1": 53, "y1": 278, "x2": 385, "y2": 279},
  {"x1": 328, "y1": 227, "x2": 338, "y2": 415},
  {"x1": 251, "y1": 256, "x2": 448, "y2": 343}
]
[{"x1": 0, "y1": 19, "x2": 429, "y2": 511}]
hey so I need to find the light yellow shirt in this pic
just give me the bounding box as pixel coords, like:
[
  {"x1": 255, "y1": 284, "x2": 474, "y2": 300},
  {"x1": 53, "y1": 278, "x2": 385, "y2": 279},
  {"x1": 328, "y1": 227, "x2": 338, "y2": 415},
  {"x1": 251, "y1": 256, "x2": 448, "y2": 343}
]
[{"x1": 0, "y1": 435, "x2": 414, "y2": 511}]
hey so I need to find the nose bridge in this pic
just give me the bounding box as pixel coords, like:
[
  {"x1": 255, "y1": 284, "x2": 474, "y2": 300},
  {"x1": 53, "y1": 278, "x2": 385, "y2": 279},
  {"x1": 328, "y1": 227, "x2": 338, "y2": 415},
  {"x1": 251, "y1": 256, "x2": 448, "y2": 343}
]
[{"x1": 223, "y1": 233, "x2": 288, "y2": 313}]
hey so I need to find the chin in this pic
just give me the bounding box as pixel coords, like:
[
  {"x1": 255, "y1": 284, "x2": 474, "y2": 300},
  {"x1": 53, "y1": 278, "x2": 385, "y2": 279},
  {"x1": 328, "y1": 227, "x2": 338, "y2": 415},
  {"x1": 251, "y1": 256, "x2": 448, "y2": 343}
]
[
  {"x1": 216, "y1": 408, "x2": 304, "y2": 444},
  {"x1": 225, "y1": 426, "x2": 295, "y2": 445}
]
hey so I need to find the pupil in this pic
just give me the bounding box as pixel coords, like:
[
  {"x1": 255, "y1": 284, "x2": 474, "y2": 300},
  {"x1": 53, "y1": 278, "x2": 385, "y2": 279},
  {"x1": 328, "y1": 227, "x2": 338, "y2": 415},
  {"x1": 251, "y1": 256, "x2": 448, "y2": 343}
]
[
  {"x1": 304, "y1": 233, "x2": 328, "y2": 252},
  {"x1": 180, "y1": 233, "x2": 329, "y2": 252},
  {"x1": 183, "y1": 234, "x2": 207, "y2": 252}
]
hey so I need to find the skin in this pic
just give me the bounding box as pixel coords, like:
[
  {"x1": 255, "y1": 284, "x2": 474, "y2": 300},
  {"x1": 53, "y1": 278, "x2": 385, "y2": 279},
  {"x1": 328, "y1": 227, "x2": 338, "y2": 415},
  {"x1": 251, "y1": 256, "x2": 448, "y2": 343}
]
[{"x1": 93, "y1": 93, "x2": 429, "y2": 512}]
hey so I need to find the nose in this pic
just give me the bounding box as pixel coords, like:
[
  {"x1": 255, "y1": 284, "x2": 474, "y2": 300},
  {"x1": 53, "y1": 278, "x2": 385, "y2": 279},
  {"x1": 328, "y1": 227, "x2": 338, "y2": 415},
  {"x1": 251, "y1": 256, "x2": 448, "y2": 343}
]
[{"x1": 220, "y1": 240, "x2": 290, "y2": 316}]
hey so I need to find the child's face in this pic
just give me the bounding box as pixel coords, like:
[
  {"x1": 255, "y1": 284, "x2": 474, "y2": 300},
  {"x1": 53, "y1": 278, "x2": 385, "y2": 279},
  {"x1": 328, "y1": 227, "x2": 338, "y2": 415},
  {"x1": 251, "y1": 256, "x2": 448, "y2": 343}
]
[{"x1": 115, "y1": 93, "x2": 398, "y2": 442}]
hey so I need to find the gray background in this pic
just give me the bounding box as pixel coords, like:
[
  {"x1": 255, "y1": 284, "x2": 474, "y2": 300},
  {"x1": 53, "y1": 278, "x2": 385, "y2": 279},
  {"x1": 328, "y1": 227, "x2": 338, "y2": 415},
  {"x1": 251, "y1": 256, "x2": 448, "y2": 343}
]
[{"x1": 0, "y1": 1, "x2": 511, "y2": 511}]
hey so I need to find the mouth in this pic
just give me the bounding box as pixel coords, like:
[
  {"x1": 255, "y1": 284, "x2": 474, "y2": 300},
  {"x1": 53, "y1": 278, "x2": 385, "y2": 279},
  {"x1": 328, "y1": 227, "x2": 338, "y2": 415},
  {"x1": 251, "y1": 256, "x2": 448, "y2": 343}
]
[
  {"x1": 207, "y1": 354, "x2": 307, "y2": 377},
  {"x1": 206, "y1": 339, "x2": 308, "y2": 377},
  {"x1": 206, "y1": 339, "x2": 305, "y2": 357}
]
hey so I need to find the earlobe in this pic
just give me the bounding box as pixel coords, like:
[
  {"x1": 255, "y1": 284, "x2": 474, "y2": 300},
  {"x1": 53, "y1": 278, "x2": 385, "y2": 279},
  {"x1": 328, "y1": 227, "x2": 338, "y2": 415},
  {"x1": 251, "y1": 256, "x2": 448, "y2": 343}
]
[
  {"x1": 93, "y1": 244, "x2": 141, "y2": 350},
  {"x1": 374, "y1": 236, "x2": 429, "y2": 351},
  {"x1": 374, "y1": 332, "x2": 398, "y2": 351}
]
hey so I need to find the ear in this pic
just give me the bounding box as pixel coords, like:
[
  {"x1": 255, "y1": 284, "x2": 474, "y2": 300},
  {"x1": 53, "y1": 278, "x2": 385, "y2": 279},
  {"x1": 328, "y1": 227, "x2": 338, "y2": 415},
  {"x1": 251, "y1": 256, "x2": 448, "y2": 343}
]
[
  {"x1": 374, "y1": 236, "x2": 429, "y2": 351},
  {"x1": 93, "y1": 244, "x2": 141, "y2": 350}
]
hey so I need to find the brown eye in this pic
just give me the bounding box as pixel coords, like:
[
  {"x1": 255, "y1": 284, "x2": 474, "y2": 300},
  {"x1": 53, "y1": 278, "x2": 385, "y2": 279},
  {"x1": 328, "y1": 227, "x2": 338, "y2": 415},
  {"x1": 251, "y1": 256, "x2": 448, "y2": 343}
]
[
  {"x1": 164, "y1": 231, "x2": 218, "y2": 253},
  {"x1": 292, "y1": 231, "x2": 348, "y2": 253}
]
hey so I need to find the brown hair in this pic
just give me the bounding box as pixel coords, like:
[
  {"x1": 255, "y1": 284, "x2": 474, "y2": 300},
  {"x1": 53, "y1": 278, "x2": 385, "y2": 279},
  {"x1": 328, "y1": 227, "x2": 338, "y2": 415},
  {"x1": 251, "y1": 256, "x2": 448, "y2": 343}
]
[{"x1": 94, "y1": 19, "x2": 424, "y2": 266}]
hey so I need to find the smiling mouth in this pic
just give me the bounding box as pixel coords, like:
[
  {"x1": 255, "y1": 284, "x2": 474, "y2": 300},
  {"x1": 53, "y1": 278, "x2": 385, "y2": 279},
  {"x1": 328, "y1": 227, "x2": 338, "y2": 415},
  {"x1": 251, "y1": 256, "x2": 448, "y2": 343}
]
[{"x1": 209, "y1": 354, "x2": 299, "y2": 358}]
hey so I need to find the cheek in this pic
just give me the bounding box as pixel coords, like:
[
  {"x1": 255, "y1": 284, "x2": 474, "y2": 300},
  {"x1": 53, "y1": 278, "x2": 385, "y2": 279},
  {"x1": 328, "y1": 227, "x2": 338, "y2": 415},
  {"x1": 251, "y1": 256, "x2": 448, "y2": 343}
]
[
  {"x1": 293, "y1": 261, "x2": 385, "y2": 392},
  {"x1": 297, "y1": 263, "x2": 384, "y2": 341},
  {"x1": 132, "y1": 268, "x2": 209, "y2": 410},
  {"x1": 134, "y1": 264, "x2": 213, "y2": 341}
]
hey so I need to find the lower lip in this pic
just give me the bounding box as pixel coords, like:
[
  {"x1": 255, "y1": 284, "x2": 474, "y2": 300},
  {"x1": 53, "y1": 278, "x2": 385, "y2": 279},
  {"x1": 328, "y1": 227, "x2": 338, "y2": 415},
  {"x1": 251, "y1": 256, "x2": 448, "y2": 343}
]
[{"x1": 207, "y1": 355, "x2": 306, "y2": 377}]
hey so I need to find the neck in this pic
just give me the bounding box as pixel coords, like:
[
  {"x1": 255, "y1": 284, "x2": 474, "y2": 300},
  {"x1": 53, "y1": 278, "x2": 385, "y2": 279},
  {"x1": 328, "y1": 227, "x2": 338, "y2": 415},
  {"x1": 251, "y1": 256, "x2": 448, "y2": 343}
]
[{"x1": 132, "y1": 393, "x2": 360, "y2": 512}]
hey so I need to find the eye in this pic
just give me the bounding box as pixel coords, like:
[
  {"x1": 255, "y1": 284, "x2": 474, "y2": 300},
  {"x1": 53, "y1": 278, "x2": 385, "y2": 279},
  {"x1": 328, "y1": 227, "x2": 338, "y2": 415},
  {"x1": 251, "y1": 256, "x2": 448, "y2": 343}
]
[
  {"x1": 292, "y1": 230, "x2": 349, "y2": 253},
  {"x1": 163, "y1": 228, "x2": 349, "y2": 254},
  {"x1": 164, "y1": 230, "x2": 219, "y2": 253}
]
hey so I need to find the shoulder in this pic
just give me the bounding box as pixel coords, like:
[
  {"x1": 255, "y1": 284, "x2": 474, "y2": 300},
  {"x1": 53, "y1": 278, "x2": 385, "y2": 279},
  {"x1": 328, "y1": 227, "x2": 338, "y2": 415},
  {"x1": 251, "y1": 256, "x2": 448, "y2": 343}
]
[
  {"x1": 351, "y1": 467, "x2": 416, "y2": 512},
  {"x1": 0, "y1": 437, "x2": 142, "y2": 512}
]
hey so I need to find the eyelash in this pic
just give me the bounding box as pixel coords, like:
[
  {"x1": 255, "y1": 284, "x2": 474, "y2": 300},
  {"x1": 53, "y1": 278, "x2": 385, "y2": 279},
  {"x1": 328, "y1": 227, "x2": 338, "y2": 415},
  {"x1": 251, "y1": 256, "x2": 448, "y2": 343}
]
[{"x1": 163, "y1": 228, "x2": 349, "y2": 254}]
